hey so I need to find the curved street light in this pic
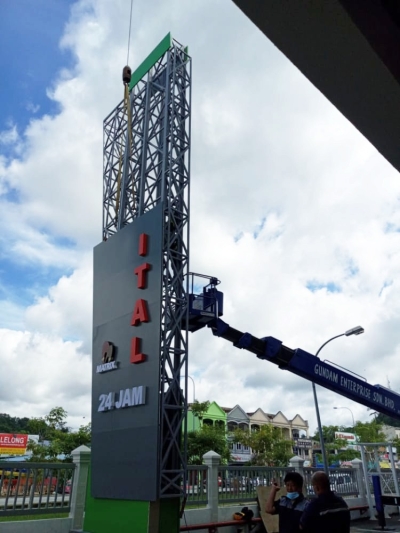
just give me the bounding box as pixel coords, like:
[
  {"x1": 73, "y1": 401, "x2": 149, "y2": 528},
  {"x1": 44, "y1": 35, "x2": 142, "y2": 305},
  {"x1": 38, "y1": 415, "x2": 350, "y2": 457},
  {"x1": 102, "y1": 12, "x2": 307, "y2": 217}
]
[
  {"x1": 333, "y1": 406, "x2": 355, "y2": 428},
  {"x1": 180, "y1": 375, "x2": 196, "y2": 430},
  {"x1": 334, "y1": 406, "x2": 357, "y2": 460},
  {"x1": 312, "y1": 326, "x2": 364, "y2": 475}
]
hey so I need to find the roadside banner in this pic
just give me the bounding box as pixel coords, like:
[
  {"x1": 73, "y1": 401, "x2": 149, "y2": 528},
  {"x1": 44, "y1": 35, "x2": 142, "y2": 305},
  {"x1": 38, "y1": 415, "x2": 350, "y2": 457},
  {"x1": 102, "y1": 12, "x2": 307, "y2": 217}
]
[
  {"x1": 335, "y1": 431, "x2": 359, "y2": 450},
  {"x1": 0, "y1": 434, "x2": 29, "y2": 455}
]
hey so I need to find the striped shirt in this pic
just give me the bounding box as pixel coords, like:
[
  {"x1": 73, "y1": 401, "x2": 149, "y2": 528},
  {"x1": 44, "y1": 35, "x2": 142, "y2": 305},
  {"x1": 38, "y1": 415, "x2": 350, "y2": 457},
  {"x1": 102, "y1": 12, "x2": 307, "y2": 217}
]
[{"x1": 274, "y1": 494, "x2": 309, "y2": 533}]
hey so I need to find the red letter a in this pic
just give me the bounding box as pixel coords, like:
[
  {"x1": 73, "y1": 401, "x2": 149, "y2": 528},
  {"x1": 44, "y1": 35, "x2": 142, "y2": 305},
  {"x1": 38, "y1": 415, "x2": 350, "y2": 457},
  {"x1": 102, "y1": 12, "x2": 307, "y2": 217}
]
[{"x1": 131, "y1": 299, "x2": 149, "y2": 326}]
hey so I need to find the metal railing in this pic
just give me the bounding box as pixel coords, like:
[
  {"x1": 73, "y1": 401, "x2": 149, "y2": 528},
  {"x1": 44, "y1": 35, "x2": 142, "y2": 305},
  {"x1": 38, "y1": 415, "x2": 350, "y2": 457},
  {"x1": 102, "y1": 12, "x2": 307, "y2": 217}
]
[
  {"x1": 0, "y1": 461, "x2": 75, "y2": 517},
  {"x1": 379, "y1": 472, "x2": 398, "y2": 495},
  {"x1": 218, "y1": 466, "x2": 295, "y2": 503},
  {"x1": 185, "y1": 465, "x2": 208, "y2": 505},
  {"x1": 304, "y1": 467, "x2": 359, "y2": 497},
  {"x1": 367, "y1": 471, "x2": 400, "y2": 496},
  {"x1": 184, "y1": 463, "x2": 364, "y2": 505}
]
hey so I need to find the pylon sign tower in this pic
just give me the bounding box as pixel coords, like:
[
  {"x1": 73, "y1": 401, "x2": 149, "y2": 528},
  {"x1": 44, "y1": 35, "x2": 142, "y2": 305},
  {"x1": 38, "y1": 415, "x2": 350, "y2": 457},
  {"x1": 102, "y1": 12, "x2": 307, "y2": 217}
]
[{"x1": 91, "y1": 33, "x2": 191, "y2": 503}]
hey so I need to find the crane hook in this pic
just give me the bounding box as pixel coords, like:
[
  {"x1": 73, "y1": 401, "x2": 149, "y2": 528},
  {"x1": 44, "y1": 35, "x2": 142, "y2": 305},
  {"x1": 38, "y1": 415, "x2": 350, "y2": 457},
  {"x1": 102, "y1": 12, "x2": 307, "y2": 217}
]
[{"x1": 122, "y1": 65, "x2": 132, "y2": 85}]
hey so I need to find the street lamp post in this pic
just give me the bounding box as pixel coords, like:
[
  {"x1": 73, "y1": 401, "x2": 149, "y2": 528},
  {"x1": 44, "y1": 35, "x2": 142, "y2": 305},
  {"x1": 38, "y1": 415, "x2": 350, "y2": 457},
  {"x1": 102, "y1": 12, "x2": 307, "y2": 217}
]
[
  {"x1": 181, "y1": 375, "x2": 196, "y2": 430},
  {"x1": 334, "y1": 406, "x2": 356, "y2": 459},
  {"x1": 312, "y1": 326, "x2": 364, "y2": 475},
  {"x1": 187, "y1": 375, "x2": 196, "y2": 405},
  {"x1": 333, "y1": 406, "x2": 355, "y2": 428},
  {"x1": 368, "y1": 409, "x2": 379, "y2": 440}
]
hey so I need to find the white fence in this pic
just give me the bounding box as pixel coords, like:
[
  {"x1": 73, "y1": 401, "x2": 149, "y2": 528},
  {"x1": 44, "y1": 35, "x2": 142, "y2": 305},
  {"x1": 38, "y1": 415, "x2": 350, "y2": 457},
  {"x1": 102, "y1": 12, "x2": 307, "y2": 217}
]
[
  {"x1": 181, "y1": 453, "x2": 372, "y2": 533},
  {"x1": 2, "y1": 447, "x2": 395, "y2": 533},
  {"x1": 0, "y1": 445, "x2": 90, "y2": 533}
]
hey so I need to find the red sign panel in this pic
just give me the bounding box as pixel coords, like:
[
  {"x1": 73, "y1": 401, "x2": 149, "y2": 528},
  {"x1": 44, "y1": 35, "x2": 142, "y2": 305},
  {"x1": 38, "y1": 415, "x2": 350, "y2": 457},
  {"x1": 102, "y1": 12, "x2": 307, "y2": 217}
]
[{"x1": 0, "y1": 434, "x2": 28, "y2": 455}]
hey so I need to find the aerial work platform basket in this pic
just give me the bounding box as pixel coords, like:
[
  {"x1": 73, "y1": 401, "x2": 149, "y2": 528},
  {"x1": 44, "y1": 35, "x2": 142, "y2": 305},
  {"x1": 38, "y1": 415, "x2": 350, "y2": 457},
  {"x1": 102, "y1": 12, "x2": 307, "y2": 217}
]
[{"x1": 186, "y1": 273, "x2": 224, "y2": 332}]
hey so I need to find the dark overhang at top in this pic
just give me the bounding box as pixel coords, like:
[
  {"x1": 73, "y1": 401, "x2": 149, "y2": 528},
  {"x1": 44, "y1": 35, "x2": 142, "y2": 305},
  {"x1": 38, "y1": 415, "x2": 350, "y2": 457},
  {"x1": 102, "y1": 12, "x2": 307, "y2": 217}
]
[{"x1": 232, "y1": 0, "x2": 400, "y2": 173}]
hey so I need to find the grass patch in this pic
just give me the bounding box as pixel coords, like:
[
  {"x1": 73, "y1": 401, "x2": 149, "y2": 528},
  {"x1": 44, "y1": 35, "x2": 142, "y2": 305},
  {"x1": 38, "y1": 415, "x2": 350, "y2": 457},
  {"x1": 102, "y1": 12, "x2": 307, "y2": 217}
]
[
  {"x1": 185, "y1": 503, "x2": 207, "y2": 509},
  {"x1": 0, "y1": 512, "x2": 68, "y2": 522}
]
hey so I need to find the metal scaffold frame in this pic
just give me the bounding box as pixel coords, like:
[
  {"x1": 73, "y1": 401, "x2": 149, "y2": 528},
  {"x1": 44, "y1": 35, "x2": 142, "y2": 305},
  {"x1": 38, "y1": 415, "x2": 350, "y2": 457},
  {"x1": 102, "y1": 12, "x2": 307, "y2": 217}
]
[
  {"x1": 102, "y1": 35, "x2": 191, "y2": 498},
  {"x1": 358, "y1": 442, "x2": 400, "y2": 517}
]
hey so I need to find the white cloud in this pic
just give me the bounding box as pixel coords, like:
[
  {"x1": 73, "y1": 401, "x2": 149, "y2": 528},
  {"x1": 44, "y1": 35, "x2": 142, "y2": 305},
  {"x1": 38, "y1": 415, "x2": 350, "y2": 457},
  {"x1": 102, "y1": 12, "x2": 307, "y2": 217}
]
[
  {"x1": 0, "y1": 0, "x2": 400, "y2": 436},
  {"x1": 25, "y1": 255, "x2": 92, "y2": 350},
  {"x1": 0, "y1": 329, "x2": 91, "y2": 425},
  {"x1": 0, "y1": 124, "x2": 19, "y2": 145},
  {"x1": 26, "y1": 102, "x2": 40, "y2": 114},
  {"x1": 0, "y1": 301, "x2": 26, "y2": 331}
]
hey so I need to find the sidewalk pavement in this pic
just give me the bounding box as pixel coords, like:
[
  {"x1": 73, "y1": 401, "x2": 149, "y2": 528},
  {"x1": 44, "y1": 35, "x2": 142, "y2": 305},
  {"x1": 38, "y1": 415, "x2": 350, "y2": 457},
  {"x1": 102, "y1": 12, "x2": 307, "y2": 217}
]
[{"x1": 351, "y1": 517, "x2": 400, "y2": 532}]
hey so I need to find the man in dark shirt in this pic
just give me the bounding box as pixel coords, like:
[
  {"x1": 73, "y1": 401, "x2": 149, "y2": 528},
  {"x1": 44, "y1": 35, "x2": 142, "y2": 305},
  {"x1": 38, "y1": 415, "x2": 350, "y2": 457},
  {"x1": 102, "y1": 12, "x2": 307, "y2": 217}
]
[
  {"x1": 300, "y1": 471, "x2": 350, "y2": 533},
  {"x1": 266, "y1": 472, "x2": 308, "y2": 533}
]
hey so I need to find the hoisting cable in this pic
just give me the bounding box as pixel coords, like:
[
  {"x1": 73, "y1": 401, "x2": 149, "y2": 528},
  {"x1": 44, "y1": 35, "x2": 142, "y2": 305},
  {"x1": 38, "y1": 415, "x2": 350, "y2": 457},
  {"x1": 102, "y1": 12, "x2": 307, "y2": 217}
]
[
  {"x1": 122, "y1": 69, "x2": 136, "y2": 215},
  {"x1": 124, "y1": 0, "x2": 136, "y2": 215},
  {"x1": 115, "y1": 0, "x2": 135, "y2": 224},
  {"x1": 127, "y1": 0, "x2": 134, "y2": 65},
  {"x1": 125, "y1": 0, "x2": 134, "y2": 187},
  {"x1": 124, "y1": 79, "x2": 135, "y2": 211}
]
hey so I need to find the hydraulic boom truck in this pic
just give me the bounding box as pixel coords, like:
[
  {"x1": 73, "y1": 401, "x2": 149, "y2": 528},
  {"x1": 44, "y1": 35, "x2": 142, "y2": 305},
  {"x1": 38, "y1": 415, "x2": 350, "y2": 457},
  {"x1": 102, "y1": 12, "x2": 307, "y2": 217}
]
[{"x1": 186, "y1": 273, "x2": 400, "y2": 421}]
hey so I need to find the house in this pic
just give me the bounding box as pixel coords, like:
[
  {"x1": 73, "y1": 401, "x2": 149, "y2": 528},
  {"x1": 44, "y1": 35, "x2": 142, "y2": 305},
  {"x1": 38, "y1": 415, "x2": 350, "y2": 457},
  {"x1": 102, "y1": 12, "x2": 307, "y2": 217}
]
[{"x1": 188, "y1": 401, "x2": 310, "y2": 463}]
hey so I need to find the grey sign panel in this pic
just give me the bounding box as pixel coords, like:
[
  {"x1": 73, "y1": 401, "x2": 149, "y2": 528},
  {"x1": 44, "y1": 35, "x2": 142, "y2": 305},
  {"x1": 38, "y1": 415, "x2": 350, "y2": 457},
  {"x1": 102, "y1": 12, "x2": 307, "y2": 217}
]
[
  {"x1": 92, "y1": 204, "x2": 163, "y2": 501},
  {"x1": 294, "y1": 439, "x2": 313, "y2": 449}
]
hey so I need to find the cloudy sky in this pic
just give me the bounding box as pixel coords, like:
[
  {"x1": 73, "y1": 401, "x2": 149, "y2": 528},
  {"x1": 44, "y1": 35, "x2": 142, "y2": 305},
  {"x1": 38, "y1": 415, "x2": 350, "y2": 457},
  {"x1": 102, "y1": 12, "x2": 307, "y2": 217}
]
[{"x1": 1, "y1": 0, "x2": 400, "y2": 435}]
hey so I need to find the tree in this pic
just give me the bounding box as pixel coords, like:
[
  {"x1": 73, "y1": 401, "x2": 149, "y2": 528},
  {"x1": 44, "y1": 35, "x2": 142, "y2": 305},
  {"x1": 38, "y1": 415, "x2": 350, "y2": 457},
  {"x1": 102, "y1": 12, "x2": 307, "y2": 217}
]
[
  {"x1": 0, "y1": 413, "x2": 30, "y2": 434},
  {"x1": 312, "y1": 425, "x2": 357, "y2": 464},
  {"x1": 376, "y1": 413, "x2": 400, "y2": 428},
  {"x1": 320, "y1": 437, "x2": 360, "y2": 465},
  {"x1": 313, "y1": 421, "x2": 391, "y2": 465},
  {"x1": 392, "y1": 436, "x2": 400, "y2": 450},
  {"x1": 26, "y1": 408, "x2": 91, "y2": 462},
  {"x1": 354, "y1": 419, "x2": 386, "y2": 462},
  {"x1": 190, "y1": 400, "x2": 210, "y2": 425},
  {"x1": 26, "y1": 407, "x2": 70, "y2": 444},
  {"x1": 335, "y1": 448, "x2": 360, "y2": 462},
  {"x1": 354, "y1": 420, "x2": 385, "y2": 443},
  {"x1": 45, "y1": 407, "x2": 69, "y2": 433},
  {"x1": 187, "y1": 424, "x2": 230, "y2": 465},
  {"x1": 311, "y1": 425, "x2": 339, "y2": 443},
  {"x1": 46, "y1": 422, "x2": 91, "y2": 461},
  {"x1": 28, "y1": 417, "x2": 50, "y2": 442},
  {"x1": 232, "y1": 425, "x2": 293, "y2": 466}
]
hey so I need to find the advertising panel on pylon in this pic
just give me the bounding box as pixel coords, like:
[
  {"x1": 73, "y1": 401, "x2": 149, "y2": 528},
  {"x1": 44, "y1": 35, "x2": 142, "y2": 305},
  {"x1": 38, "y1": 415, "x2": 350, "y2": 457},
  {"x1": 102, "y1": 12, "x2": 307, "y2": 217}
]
[
  {"x1": 0, "y1": 434, "x2": 28, "y2": 455},
  {"x1": 92, "y1": 204, "x2": 163, "y2": 501},
  {"x1": 335, "y1": 431, "x2": 359, "y2": 450}
]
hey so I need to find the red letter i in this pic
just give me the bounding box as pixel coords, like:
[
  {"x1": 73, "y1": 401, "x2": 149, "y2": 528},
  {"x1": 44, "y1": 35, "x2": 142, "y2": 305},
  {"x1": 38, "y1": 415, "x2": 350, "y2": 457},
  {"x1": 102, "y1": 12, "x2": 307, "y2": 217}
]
[{"x1": 139, "y1": 234, "x2": 148, "y2": 256}]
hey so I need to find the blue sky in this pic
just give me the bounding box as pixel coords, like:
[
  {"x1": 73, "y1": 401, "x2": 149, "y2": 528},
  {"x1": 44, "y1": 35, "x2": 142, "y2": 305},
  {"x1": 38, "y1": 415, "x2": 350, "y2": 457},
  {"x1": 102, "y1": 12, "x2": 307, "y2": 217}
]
[
  {"x1": 0, "y1": 1, "x2": 78, "y2": 312},
  {"x1": 0, "y1": 0, "x2": 75, "y2": 132}
]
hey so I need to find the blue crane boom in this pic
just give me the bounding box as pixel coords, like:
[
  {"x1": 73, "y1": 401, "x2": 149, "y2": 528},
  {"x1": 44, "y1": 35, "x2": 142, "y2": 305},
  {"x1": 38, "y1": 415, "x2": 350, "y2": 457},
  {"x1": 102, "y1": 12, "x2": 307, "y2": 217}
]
[{"x1": 187, "y1": 274, "x2": 400, "y2": 421}]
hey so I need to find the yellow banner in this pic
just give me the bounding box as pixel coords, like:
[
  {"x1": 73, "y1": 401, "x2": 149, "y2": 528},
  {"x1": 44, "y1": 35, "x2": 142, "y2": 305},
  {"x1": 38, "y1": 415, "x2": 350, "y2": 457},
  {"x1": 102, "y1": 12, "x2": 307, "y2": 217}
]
[{"x1": 0, "y1": 447, "x2": 26, "y2": 455}]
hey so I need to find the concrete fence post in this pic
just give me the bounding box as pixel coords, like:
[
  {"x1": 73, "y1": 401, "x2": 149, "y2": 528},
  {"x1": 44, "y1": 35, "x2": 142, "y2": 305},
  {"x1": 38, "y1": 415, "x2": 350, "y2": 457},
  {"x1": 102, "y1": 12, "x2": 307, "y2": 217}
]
[
  {"x1": 69, "y1": 445, "x2": 91, "y2": 532},
  {"x1": 203, "y1": 450, "x2": 221, "y2": 523},
  {"x1": 351, "y1": 458, "x2": 366, "y2": 498},
  {"x1": 289, "y1": 455, "x2": 305, "y2": 478}
]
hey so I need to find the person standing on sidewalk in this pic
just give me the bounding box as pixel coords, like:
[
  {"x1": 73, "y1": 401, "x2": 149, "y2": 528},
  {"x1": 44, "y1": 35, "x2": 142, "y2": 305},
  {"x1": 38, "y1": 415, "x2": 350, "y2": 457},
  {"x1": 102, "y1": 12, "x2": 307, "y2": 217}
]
[
  {"x1": 300, "y1": 471, "x2": 350, "y2": 533},
  {"x1": 266, "y1": 472, "x2": 308, "y2": 533}
]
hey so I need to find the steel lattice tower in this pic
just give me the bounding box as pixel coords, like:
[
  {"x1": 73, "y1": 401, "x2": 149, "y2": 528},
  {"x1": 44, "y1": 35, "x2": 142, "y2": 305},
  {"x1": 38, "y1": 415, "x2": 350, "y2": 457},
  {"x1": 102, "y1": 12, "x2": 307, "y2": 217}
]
[{"x1": 102, "y1": 34, "x2": 191, "y2": 498}]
